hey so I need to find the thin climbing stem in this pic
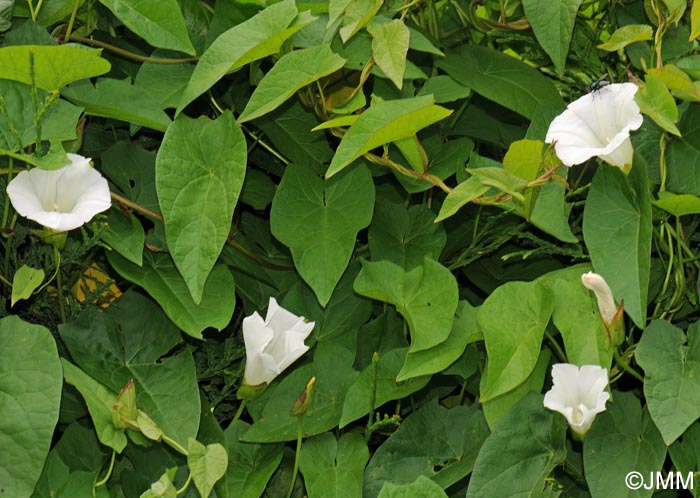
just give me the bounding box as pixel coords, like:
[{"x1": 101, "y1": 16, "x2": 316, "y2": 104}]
[
  {"x1": 93, "y1": 451, "x2": 116, "y2": 489},
  {"x1": 175, "y1": 474, "x2": 192, "y2": 495},
  {"x1": 54, "y1": 245, "x2": 66, "y2": 323},
  {"x1": 2, "y1": 158, "x2": 13, "y2": 230},
  {"x1": 613, "y1": 349, "x2": 644, "y2": 382},
  {"x1": 285, "y1": 415, "x2": 303, "y2": 498},
  {"x1": 66, "y1": 36, "x2": 198, "y2": 64},
  {"x1": 231, "y1": 400, "x2": 247, "y2": 425},
  {"x1": 64, "y1": 0, "x2": 81, "y2": 42}
]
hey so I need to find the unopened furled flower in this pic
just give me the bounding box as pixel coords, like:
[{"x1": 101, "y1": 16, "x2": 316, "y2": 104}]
[
  {"x1": 544, "y1": 363, "x2": 610, "y2": 438},
  {"x1": 581, "y1": 271, "x2": 618, "y2": 324},
  {"x1": 6, "y1": 153, "x2": 111, "y2": 232},
  {"x1": 545, "y1": 82, "x2": 643, "y2": 171},
  {"x1": 242, "y1": 297, "x2": 315, "y2": 387},
  {"x1": 582, "y1": 271, "x2": 624, "y2": 346}
]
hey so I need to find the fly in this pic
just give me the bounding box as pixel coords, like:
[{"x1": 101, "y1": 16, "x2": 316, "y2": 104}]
[{"x1": 589, "y1": 74, "x2": 611, "y2": 93}]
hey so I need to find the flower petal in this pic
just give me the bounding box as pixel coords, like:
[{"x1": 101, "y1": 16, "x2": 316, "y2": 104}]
[
  {"x1": 545, "y1": 82, "x2": 643, "y2": 168},
  {"x1": 581, "y1": 272, "x2": 617, "y2": 324},
  {"x1": 242, "y1": 312, "x2": 274, "y2": 386},
  {"x1": 6, "y1": 154, "x2": 111, "y2": 231},
  {"x1": 6, "y1": 170, "x2": 47, "y2": 219},
  {"x1": 265, "y1": 296, "x2": 303, "y2": 332}
]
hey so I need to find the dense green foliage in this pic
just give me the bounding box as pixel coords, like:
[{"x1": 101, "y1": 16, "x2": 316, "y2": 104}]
[{"x1": 2, "y1": 0, "x2": 700, "y2": 497}]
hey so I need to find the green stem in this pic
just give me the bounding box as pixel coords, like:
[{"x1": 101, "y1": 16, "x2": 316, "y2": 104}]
[
  {"x1": 285, "y1": 415, "x2": 303, "y2": 498},
  {"x1": 68, "y1": 36, "x2": 198, "y2": 64},
  {"x1": 34, "y1": 0, "x2": 44, "y2": 18},
  {"x1": 54, "y1": 245, "x2": 66, "y2": 323},
  {"x1": 544, "y1": 328, "x2": 567, "y2": 362},
  {"x1": 4, "y1": 213, "x2": 16, "y2": 278},
  {"x1": 613, "y1": 349, "x2": 644, "y2": 383},
  {"x1": 29, "y1": 51, "x2": 42, "y2": 156},
  {"x1": 64, "y1": 0, "x2": 81, "y2": 42},
  {"x1": 2, "y1": 157, "x2": 13, "y2": 229},
  {"x1": 94, "y1": 451, "x2": 116, "y2": 488},
  {"x1": 231, "y1": 400, "x2": 246, "y2": 425},
  {"x1": 366, "y1": 352, "x2": 379, "y2": 442},
  {"x1": 161, "y1": 434, "x2": 188, "y2": 456},
  {"x1": 175, "y1": 474, "x2": 192, "y2": 495}
]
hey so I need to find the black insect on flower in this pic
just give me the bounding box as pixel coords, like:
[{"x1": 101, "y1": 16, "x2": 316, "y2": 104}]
[{"x1": 589, "y1": 74, "x2": 611, "y2": 93}]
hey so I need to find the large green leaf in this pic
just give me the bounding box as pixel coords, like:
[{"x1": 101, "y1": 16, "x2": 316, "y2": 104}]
[
  {"x1": 326, "y1": 95, "x2": 452, "y2": 177},
  {"x1": 636, "y1": 320, "x2": 700, "y2": 445},
  {"x1": 368, "y1": 200, "x2": 446, "y2": 270},
  {"x1": 60, "y1": 359, "x2": 127, "y2": 453},
  {"x1": 270, "y1": 162, "x2": 375, "y2": 306},
  {"x1": 598, "y1": 24, "x2": 654, "y2": 51},
  {"x1": 668, "y1": 422, "x2": 700, "y2": 498},
  {"x1": 216, "y1": 421, "x2": 284, "y2": 498},
  {"x1": 434, "y1": 176, "x2": 489, "y2": 222},
  {"x1": 177, "y1": 0, "x2": 314, "y2": 113},
  {"x1": 666, "y1": 103, "x2": 700, "y2": 194},
  {"x1": 377, "y1": 476, "x2": 449, "y2": 498},
  {"x1": 0, "y1": 44, "x2": 110, "y2": 90},
  {"x1": 156, "y1": 112, "x2": 246, "y2": 303},
  {"x1": 61, "y1": 79, "x2": 172, "y2": 131},
  {"x1": 396, "y1": 300, "x2": 478, "y2": 381},
  {"x1": 654, "y1": 191, "x2": 700, "y2": 216},
  {"x1": 96, "y1": 0, "x2": 195, "y2": 54},
  {"x1": 364, "y1": 400, "x2": 489, "y2": 498},
  {"x1": 529, "y1": 168, "x2": 578, "y2": 243},
  {"x1": 107, "y1": 251, "x2": 235, "y2": 339},
  {"x1": 256, "y1": 101, "x2": 334, "y2": 167},
  {"x1": 481, "y1": 349, "x2": 551, "y2": 429},
  {"x1": 478, "y1": 280, "x2": 554, "y2": 402},
  {"x1": 299, "y1": 433, "x2": 369, "y2": 498},
  {"x1": 59, "y1": 292, "x2": 201, "y2": 449},
  {"x1": 339, "y1": 348, "x2": 430, "y2": 427},
  {"x1": 339, "y1": 0, "x2": 383, "y2": 42},
  {"x1": 188, "y1": 439, "x2": 228, "y2": 498},
  {"x1": 636, "y1": 73, "x2": 681, "y2": 135},
  {"x1": 582, "y1": 162, "x2": 652, "y2": 328},
  {"x1": 438, "y1": 45, "x2": 564, "y2": 119},
  {"x1": 239, "y1": 45, "x2": 346, "y2": 122},
  {"x1": 0, "y1": 80, "x2": 83, "y2": 151},
  {"x1": 466, "y1": 393, "x2": 566, "y2": 498},
  {"x1": 583, "y1": 391, "x2": 666, "y2": 498},
  {"x1": 0, "y1": 316, "x2": 62, "y2": 498},
  {"x1": 134, "y1": 57, "x2": 195, "y2": 109},
  {"x1": 544, "y1": 264, "x2": 613, "y2": 369},
  {"x1": 522, "y1": 0, "x2": 582, "y2": 75},
  {"x1": 367, "y1": 19, "x2": 409, "y2": 89},
  {"x1": 30, "y1": 449, "x2": 110, "y2": 498},
  {"x1": 54, "y1": 422, "x2": 106, "y2": 473},
  {"x1": 101, "y1": 140, "x2": 160, "y2": 215},
  {"x1": 0, "y1": 0, "x2": 12, "y2": 31},
  {"x1": 11, "y1": 264, "x2": 44, "y2": 306},
  {"x1": 102, "y1": 208, "x2": 145, "y2": 266},
  {"x1": 353, "y1": 258, "x2": 458, "y2": 352}
]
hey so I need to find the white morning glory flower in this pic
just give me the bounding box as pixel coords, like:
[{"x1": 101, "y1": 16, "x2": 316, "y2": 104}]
[
  {"x1": 243, "y1": 297, "x2": 315, "y2": 386},
  {"x1": 6, "y1": 153, "x2": 111, "y2": 232},
  {"x1": 544, "y1": 363, "x2": 610, "y2": 437},
  {"x1": 581, "y1": 271, "x2": 618, "y2": 325},
  {"x1": 545, "y1": 82, "x2": 643, "y2": 170}
]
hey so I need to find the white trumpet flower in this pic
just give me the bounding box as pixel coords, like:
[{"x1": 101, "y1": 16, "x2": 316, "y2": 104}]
[
  {"x1": 545, "y1": 82, "x2": 643, "y2": 170},
  {"x1": 6, "y1": 154, "x2": 111, "y2": 232},
  {"x1": 242, "y1": 297, "x2": 315, "y2": 386},
  {"x1": 544, "y1": 363, "x2": 610, "y2": 437}
]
